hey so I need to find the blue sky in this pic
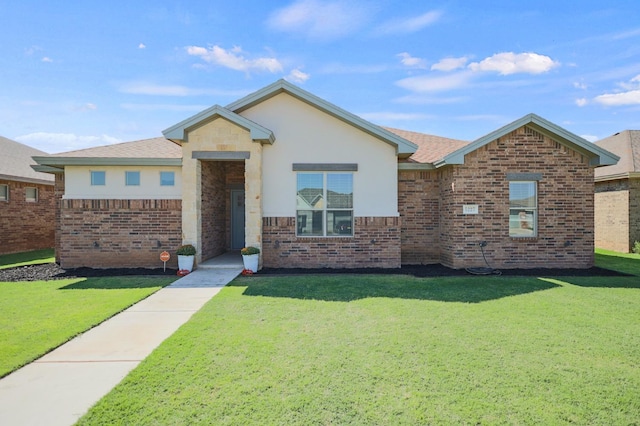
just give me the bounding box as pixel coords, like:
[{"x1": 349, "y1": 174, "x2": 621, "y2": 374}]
[{"x1": 2, "y1": 0, "x2": 639, "y2": 153}]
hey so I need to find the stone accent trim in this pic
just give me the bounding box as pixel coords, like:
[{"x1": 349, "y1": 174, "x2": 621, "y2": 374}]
[
  {"x1": 262, "y1": 216, "x2": 401, "y2": 268},
  {"x1": 58, "y1": 199, "x2": 181, "y2": 268}
]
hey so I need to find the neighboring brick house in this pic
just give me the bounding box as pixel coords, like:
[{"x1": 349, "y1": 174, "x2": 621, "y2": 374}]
[
  {"x1": 33, "y1": 80, "x2": 618, "y2": 270},
  {"x1": 0, "y1": 136, "x2": 55, "y2": 255},
  {"x1": 594, "y1": 130, "x2": 640, "y2": 252}
]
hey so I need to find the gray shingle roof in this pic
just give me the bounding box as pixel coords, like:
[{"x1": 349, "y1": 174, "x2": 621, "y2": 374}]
[
  {"x1": 594, "y1": 130, "x2": 640, "y2": 179},
  {"x1": 0, "y1": 136, "x2": 54, "y2": 184},
  {"x1": 48, "y1": 137, "x2": 181, "y2": 159},
  {"x1": 384, "y1": 127, "x2": 469, "y2": 163}
]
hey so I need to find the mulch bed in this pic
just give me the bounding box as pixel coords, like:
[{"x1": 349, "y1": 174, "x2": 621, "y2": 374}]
[{"x1": 0, "y1": 263, "x2": 630, "y2": 283}]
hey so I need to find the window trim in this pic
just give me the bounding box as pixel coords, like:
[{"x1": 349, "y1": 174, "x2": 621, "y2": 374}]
[
  {"x1": 0, "y1": 184, "x2": 8, "y2": 201},
  {"x1": 25, "y1": 187, "x2": 38, "y2": 202},
  {"x1": 509, "y1": 181, "x2": 538, "y2": 238},
  {"x1": 160, "y1": 171, "x2": 175, "y2": 186},
  {"x1": 125, "y1": 171, "x2": 141, "y2": 186},
  {"x1": 91, "y1": 171, "x2": 106, "y2": 186},
  {"x1": 296, "y1": 171, "x2": 354, "y2": 238}
]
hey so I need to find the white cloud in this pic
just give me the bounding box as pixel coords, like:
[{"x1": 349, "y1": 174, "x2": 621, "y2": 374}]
[
  {"x1": 397, "y1": 52, "x2": 427, "y2": 69},
  {"x1": 573, "y1": 81, "x2": 588, "y2": 90},
  {"x1": 581, "y1": 134, "x2": 598, "y2": 142},
  {"x1": 118, "y1": 81, "x2": 249, "y2": 97},
  {"x1": 593, "y1": 74, "x2": 640, "y2": 106},
  {"x1": 377, "y1": 10, "x2": 442, "y2": 34},
  {"x1": 431, "y1": 56, "x2": 469, "y2": 72},
  {"x1": 186, "y1": 45, "x2": 283, "y2": 73},
  {"x1": 285, "y1": 68, "x2": 310, "y2": 83},
  {"x1": 138, "y1": 43, "x2": 146, "y2": 49},
  {"x1": 575, "y1": 98, "x2": 588, "y2": 107},
  {"x1": 594, "y1": 90, "x2": 640, "y2": 106},
  {"x1": 41, "y1": 57, "x2": 53, "y2": 63},
  {"x1": 267, "y1": 0, "x2": 371, "y2": 41},
  {"x1": 16, "y1": 133, "x2": 121, "y2": 154},
  {"x1": 468, "y1": 52, "x2": 559, "y2": 75},
  {"x1": 358, "y1": 111, "x2": 433, "y2": 122},
  {"x1": 396, "y1": 72, "x2": 472, "y2": 93}
]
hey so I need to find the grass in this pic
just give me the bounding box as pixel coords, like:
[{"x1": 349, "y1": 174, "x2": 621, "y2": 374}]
[
  {"x1": 0, "y1": 248, "x2": 55, "y2": 269},
  {"x1": 77, "y1": 251, "x2": 640, "y2": 425},
  {"x1": 0, "y1": 251, "x2": 178, "y2": 378}
]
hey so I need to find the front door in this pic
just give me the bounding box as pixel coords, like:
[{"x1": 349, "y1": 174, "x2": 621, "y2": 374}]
[{"x1": 231, "y1": 190, "x2": 245, "y2": 249}]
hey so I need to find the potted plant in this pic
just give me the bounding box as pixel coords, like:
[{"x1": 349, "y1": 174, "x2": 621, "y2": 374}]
[
  {"x1": 241, "y1": 246, "x2": 260, "y2": 273},
  {"x1": 176, "y1": 244, "x2": 196, "y2": 273}
]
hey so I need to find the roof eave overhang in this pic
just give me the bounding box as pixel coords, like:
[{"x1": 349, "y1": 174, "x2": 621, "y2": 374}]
[
  {"x1": 0, "y1": 172, "x2": 55, "y2": 184},
  {"x1": 226, "y1": 79, "x2": 418, "y2": 157},
  {"x1": 435, "y1": 113, "x2": 620, "y2": 168},
  {"x1": 397, "y1": 162, "x2": 436, "y2": 171},
  {"x1": 595, "y1": 172, "x2": 640, "y2": 182},
  {"x1": 162, "y1": 105, "x2": 275, "y2": 145},
  {"x1": 32, "y1": 156, "x2": 182, "y2": 167}
]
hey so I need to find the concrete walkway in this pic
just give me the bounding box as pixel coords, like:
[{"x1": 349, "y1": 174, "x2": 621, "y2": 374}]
[{"x1": 0, "y1": 253, "x2": 243, "y2": 426}]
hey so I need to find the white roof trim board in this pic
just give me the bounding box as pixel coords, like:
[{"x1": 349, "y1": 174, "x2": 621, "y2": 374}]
[
  {"x1": 226, "y1": 79, "x2": 418, "y2": 158},
  {"x1": 435, "y1": 113, "x2": 619, "y2": 168},
  {"x1": 162, "y1": 105, "x2": 275, "y2": 144}
]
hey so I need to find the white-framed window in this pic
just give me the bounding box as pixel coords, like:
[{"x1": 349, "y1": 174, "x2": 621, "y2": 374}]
[
  {"x1": 91, "y1": 171, "x2": 106, "y2": 186},
  {"x1": 509, "y1": 181, "x2": 537, "y2": 237},
  {"x1": 296, "y1": 172, "x2": 353, "y2": 237},
  {"x1": 25, "y1": 187, "x2": 38, "y2": 202},
  {"x1": 0, "y1": 184, "x2": 8, "y2": 201},
  {"x1": 160, "y1": 171, "x2": 175, "y2": 186},
  {"x1": 125, "y1": 171, "x2": 140, "y2": 186}
]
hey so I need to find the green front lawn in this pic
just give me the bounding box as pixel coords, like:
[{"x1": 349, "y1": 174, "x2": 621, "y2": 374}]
[
  {"x1": 0, "y1": 251, "x2": 177, "y2": 378},
  {"x1": 78, "y1": 252, "x2": 640, "y2": 425},
  {"x1": 0, "y1": 248, "x2": 55, "y2": 269}
]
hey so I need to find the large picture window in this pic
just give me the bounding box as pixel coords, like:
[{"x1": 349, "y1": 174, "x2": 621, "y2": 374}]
[
  {"x1": 509, "y1": 181, "x2": 537, "y2": 237},
  {"x1": 296, "y1": 173, "x2": 353, "y2": 236}
]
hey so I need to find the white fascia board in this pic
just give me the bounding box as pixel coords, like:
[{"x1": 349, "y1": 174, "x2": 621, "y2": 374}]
[
  {"x1": 162, "y1": 105, "x2": 275, "y2": 144},
  {"x1": 226, "y1": 79, "x2": 418, "y2": 157},
  {"x1": 438, "y1": 113, "x2": 620, "y2": 167}
]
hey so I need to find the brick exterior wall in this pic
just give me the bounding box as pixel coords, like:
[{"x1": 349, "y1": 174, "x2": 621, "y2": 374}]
[
  {"x1": 595, "y1": 178, "x2": 640, "y2": 252},
  {"x1": 398, "y1": 125, "x2": 596, "y2": 270},
  {"x1": 442, "y1": 126, "x2": 595, "y2": 269},
  {"x1": 398, "y1": 171, "x2": 440, "y2": 264},
  {"x1": 262, "y1": 216, "x2": 401, "y2": 268},
  {"x1": 58, "y1": 199, "x2": 181, "y2": 268},
  {"x1": 201, "y1": 161, "x2": 245, "y2": 260},
  {"x1": 0, "y1": 178, "x2": 55, "y2": 254},
  {"x1": 201, "y1": 161, "x2": 227, "y2": 260}
]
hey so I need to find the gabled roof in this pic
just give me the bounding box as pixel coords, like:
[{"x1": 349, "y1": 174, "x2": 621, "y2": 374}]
[
  {"x1": 434, "y1": 113, "x2": 619, "y2": 168},
  {"x1": 594, "y1": 130, "x2": 640, "y2": 181},
  {"x1": 32, "y1": 137, "x2": 182, "y2": 173},
  {"x1": 162, "y1": 105, "x2": 275, "y2": 144},
  {"x1": 0, "y1": 136, "x2": 54, "y2": 184},
  {"x1": 226, "y1": 79, "x2": 418, "y2": 158}
]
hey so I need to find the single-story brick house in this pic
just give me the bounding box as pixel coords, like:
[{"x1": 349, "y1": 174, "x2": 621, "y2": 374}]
[
  {"x1": 594, "y1": 130, "x2": 640, "y2": 252},
  {"x1": 33, "y1": 80, "x2": 618, "y2": 270},
  {"x1": 1, "y1": 136, "x2": 55, "y2": 255}
]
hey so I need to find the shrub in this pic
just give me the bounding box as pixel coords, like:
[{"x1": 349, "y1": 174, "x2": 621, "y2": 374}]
[
  {"x1": 241, "y1": 246, "x2": 260, "y2": 255},
  {"x1": 176, "y1": 244, "x2": 196, "y2": 256},
  {"x1": 633, "y1": 241, "x2": 640, "y2": 254}
]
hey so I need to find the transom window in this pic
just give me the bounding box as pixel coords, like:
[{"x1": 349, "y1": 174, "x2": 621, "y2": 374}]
[
  {"x1": 91, "y1": 171, "x2": 106, "y2": 186},
  {"x1": 509, "y1": 181, "x2": 537, "y2": 237},
  {"x1": 125, "y1": 171, "x2": 140, "y2": 186},
  {"x1": 296, "y1": 173, "x2": 353, "y2": 237},
  {"x1": 25, "y1": 187, "x2": 38, "y2": 202},
  {"x1": 160, "y1": 171, "x2": 175, "y2": 186},
  {"x1": 0, "y1": 184, "x2": 7, "y2": 201}
]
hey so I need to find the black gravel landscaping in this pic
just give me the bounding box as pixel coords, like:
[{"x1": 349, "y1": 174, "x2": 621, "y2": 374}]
[{"x1": 0, "y1": 262, "x2": 629, "y2": 283}]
